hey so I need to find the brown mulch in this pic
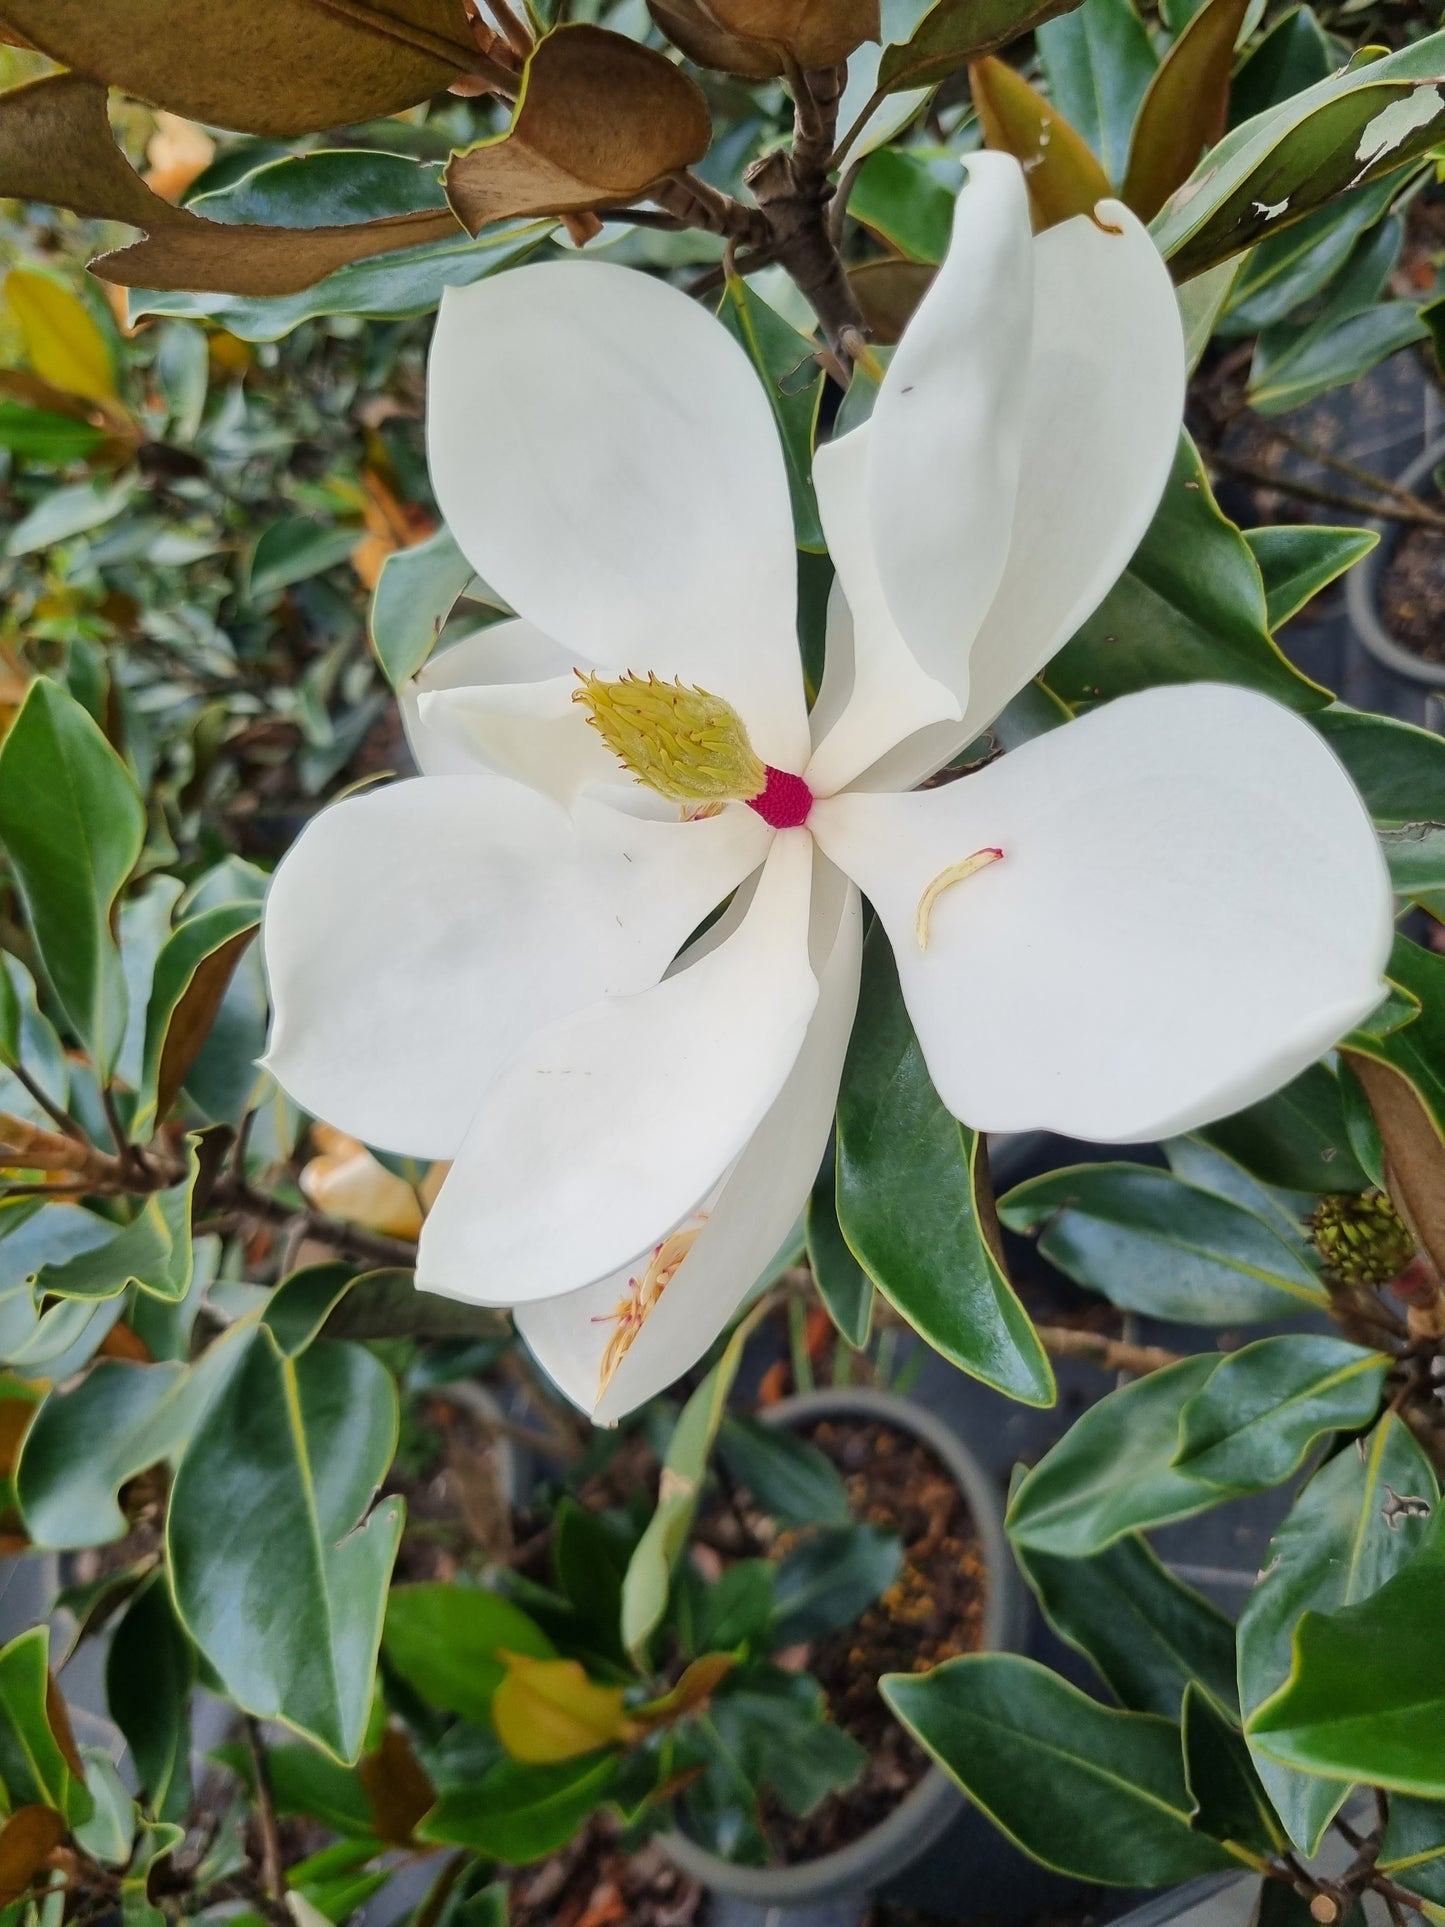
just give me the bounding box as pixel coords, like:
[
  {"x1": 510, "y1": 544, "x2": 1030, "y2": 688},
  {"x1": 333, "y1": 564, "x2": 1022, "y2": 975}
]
[{"x1": 505, "y1": 1815, "x2": 703, "y2": 1927}]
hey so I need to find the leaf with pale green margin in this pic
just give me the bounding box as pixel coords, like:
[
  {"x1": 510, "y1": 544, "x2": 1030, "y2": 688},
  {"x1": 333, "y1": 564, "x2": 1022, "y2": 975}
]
[
  {"x1": 0, "y1": 1627, "x2": 92, "y2": 1825},
  {"x1": 1219, "y1": 172, "x2": 1403, "y2": 336},
  {"x1": 1008, "y1": 1356, "x2": 1243, "y2": 1556},
  {"x1": 168, "y1": 1324, "x2": 402, "y2": 1762},
  {"x1": 716, "y1": 1415, "x2": 851, "y2": 1527},
  {"x1": 1200, "y1": 1061, "x2": 1371, "y2": 1194},
  {"x1": 877, "y1": 0, "x2": 1091, "y2": 91},
  {"x1": 771, "y1": 1525, "x2": 902, "y2": 1646},
  {"x1": 370, "y1": 528, "x2": 481, "y2": 690},
  {"x1": 1175, "y1": 1336, "x2": 1388, "y2": 1489},
  {"x1": 1162, "y1": 1136, "x2": 1315, "y2": 1251},
  {"x1": 383, "y1": 1585, "x2": 554, "y2": 1723},
  {"x1": 1311, "y1": 707, "x2": 1445, "y2": 901},
  {"x1": 247, "y1": 517, "x2": 359, "y2": 601},
  {"x1": 117, "y1": 878, "x2": 184, "y2": 1095},
  {"x1": 74, "y1": 1750, "x2": 137, "y2": 1867},
  {"x1": 190, "y1": 149, "x2": 448, "y2": 226},
  {"x1": 1182, "y1": 1683, "x2": 1283, "y2": 1855},
  {"x1": 137, "y1": 903, "x2": 260, "y2": 1135},
  {"x1": 849, "y1": 148, "x2": 955, "y2": 262},
  {"x1": 0, "y1": 677, "x2": 144, "y2": 1075},
  {"x1": 31, "y1": 1140, "x2": 199, "y2": 1304},
  {"x1": 997, "y1": 1163, "x2": 1327, "y2": 1324},
  {"x1": 106, "y1": 1575, "x2": 194, "y2": 1823},
  {"x1": 419, "y1": 1753, "x2": 619, "y2": 1863},
  {"x1": 1179, "y1": 255, "x2": 1248, "y2": 373},
  {"x1": 1238, "y1": 1412, "x2": 1436, "y2": 1851},
  {"x1": 1250, "y1": 301, "x2": 1429, "y2": 415},
  {"x1": 1036, "y1": 0, "x2": 1157, "y2": 185},
  {"x1": 835, "y1": 926, "x2": 1052, "y2": 1405},
  {"x1": 1014, "y1": 1532, "x2": 1240, "y2": 1720},
  {"x1": 1341, "y1": 935, "x2": 1445, "y2": 1142},
  {"x1": 1049, "y1": 435, "x2": 1330, "y2": 713},
  {"x1": 1249, "y1": 1505, "x2": 1445, "y2": 1795},
  {"x1": 1245, "y1": 527, "x2": 1377, "y2": 629},
  {"x1": 620, "y1": 1302, "x2": 767, "y2": 1667},
  {"x1": 0, "y1": 1204, "x2": 120, "y2": 1374},
  {"x1": 805, "y1": 1144, "x2": 873, "y2": 1348},
  {"x1": 17, "y1": 1333, "x2": 248, "y2": 1548},
  {"x1": 717, "y1": 276, "x2": 823, "y2": 553},
  {"x1": 0, "y1": 956, "x2": 70, "y2": 1129},
  {"x1": 1380, "y1": 1794, "x2": 1445, "y2": 1907},
  {"x1": 884, "y1": 1655, "x2": 1238, "y2": 1883},
  {"x1": 1229, "y1": 4, "x2": 1335, "y2": 126},
  {"x1": 130, "y1": 221, "x2": 549, "y2": 342},
  {"x1": 1151, "y1": 34, "x2": 1445, "y2": 279},
  {"x1": 263, "y1": 1263, "x2": 361, "y2": 1357}
]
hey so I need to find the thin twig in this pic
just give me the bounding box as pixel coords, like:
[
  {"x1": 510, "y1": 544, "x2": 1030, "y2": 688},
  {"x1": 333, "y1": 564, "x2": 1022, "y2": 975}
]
[
  {"x1": 244, "y1": 1718, "x2": 284, "y2": 1904},
  {"x1": 1203, "y1": 447, "x2": 1445, "y2": 532},
  {"x1": 1260, "y1": 423, "x2": 1440, "y2": 514},
  {"x1": 829, "y1": 84, "x2": 885, "y2": 172},
  {"x1": 1034, "y1": 1324, "x2": 1185, "y2": 1375},
  {"x1": 2, "y1": 1061, "x2": 83, "y2": 1139},
  {"x1": 214, "y1": 1181, "x2": 419, "y2": 1269},
  {"x1": 828, "y1": 153, "x2": 865, "y2": 246}
]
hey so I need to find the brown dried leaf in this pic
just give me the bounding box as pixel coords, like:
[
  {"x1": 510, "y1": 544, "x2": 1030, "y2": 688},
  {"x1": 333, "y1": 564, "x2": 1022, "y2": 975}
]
[
  {"x1": 155, "y1": 926, "x2": 256, "y2": 1117},
  {"x1": 359, "y1": 1726, "x2": 436, "y2": 1846},
  {"x1": 651, "y1": 0, "x2": 875, "y2": 71},
  {"x1": 969, "y1": 56, "x2": 1112, "y2": 229},
  {"x1": 0, "y1": 0, "x2": 477, "y2": 137},
  {"x1": 43, "y1": 1678, "x2": 86, "y2": 1785},
  {"x1": 1342, "y1": 1050, "x2": 1445, "y2": 1276},
  {"x1": 1120, "y1": 0, "x2": 1250, "y2": 220},
  {"x1": 0, "y1": 1806, "x2": 63, "y2": 1906},
  {"x1": 444, "y1": 24, "x2": 710, "y2": 235},
  {"x1": 648, "y1": 0, "x2": 783, "y2": 79},
  {"x1": 848, "y1": 257, "x2": 934, "y2": 343}
]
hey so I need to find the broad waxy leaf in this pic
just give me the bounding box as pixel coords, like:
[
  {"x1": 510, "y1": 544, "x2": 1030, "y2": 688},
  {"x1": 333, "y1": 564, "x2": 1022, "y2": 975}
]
[
  {"x1": 806, "y1": 1146, "x2": 873, "y2": 1349},
  {"x1": 383, "y1": 1584, "x2": 555, "y2": 1722},
  {"x1": 1312, "y1": 706, "x2": 1445, "y2": 901},
  {"x1": 0, "y1": 1627, "x2": 91, "y2": 1826},
  {"x1": 1220, "y1": 172, "x2": 1403, "y2": 336},
  {"x1": 0, "y1": 0, "x2": 476, "y2": 137},
  {"x1": 1249, "y1": 1507, "x2": 1445, "y2": 1795},
  {"x1": 139, "y1": 904, "x2": 260, "y2": 1134},
  {"x1": 1380, "y1": 1795, "x2": 1445, "y2": 1907},
  {"x1": 717, "y1": 276, "x2": 824, "y2": 553},
  {"x1": 0, "y1": 676, "x2": 144, "y2": 1076},
  {"x1": 970, "y1": 57, "x2": 1113, "y2": 228},
  {"x1": 835, "y1": 927, "x2": 1052, "y2": 1405},
  {"x1": 0, "y1": 401, "x2": 105, "y2": 467},
  {"x1": 1047, "y1": 435, "x2": 1331, "y2": 713},
  {"x1": 191, "y1": 148, "x2": 449, "y2": 227},
  {"x1": 1014, "y1": 1532, "x2": 1240, "y2": 1719},
  {"x1": 0, "y1": 1206, "x2": 120, "y2": 1375},
  {"x1": 249, "y1": 518, "x2": 364, "y2": 601},
  {"x1": 1121, "y1": 0, "x2": 1252, "y2": 221},
  {"x1": 1036, "y1": 0, "x2": 1158, "y2": 185},
  {"x1": 30, "y1": 1141, "x2": 200, "y2": 1306},
  {"x1": 771, "y1": 1525, "x2": 902, "y2": 1646},
  {"x1": 697, "y1": 1668, "x2": 864, "y2": 1829},
  {"x1": 1237, "y1": 1412, "x2": 1437, "y2": 1851},
  {"x1": 716, "y1": 1414, "x2": 851, "y2": 1527},
  {"x1": 1162, "y1": 1135, "x2": 1314, "y2": 1251},
  {"x1": 877, "y1": 0, "x2": 1091, "y2": 92},
  {"x1": 419, "y1": 1753, "x2": 619, "y2": 1864},
  {"x1": 168, "y1": 1324, "x2": 402, "y2": 1762},
  {"x1": 1008, "y1": 1355, "x2": 1241, "y2": 1555},
  {"x1": 1181, "y1": 1683, "x2": 1282, "y2": 1856},
  {"x1": 997, "y1": 1162, "x2": 1328, "y2": 1324},
  {"x1": 443, "y1": 26, "x2": 710, "y2": 235},
  {"x1": 849, "y1": 148, "x2": 955, "y2": 263},
  {"x1": 1250, "y1": 299, "x2": 1428, "y2": 416},
  {"x1": 1200, "y1": 1060, "x2": 1373, "y2": 1195},
  {"x1": 1245, "y1": 527, "x2": 1377, "y2": 630},
  {"x1": 883, "y1": 1655, "x2": 1238, "y2": 1882},
  {"x1": 1174, "y1": 1336, "x2": 1388, "y2": 1489},
  {"x1": 105, "y1": 1575, "x2": 194, "y2": 1823},
  {"x1": 370, "y1": 529, "x2": 480, "y2": 689},
  {"x1": 1229, "y1": 5, "x2": 1336, "y2": 127},
  {"x1": 215, "y1": 1737, "x2": 374, "y2": 1836}
]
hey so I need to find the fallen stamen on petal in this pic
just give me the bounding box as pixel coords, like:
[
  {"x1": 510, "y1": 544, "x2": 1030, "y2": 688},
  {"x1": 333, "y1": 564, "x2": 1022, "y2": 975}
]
[
  {"x1": 574, "y1": 671, "x2": 766, "y2": 807},
  {"x1": 594, "y1": 1220, "x2": 705, "y2": 1396},
  {"x1": 915, "y1": 847, "x2": 1004, "y2": 950}
]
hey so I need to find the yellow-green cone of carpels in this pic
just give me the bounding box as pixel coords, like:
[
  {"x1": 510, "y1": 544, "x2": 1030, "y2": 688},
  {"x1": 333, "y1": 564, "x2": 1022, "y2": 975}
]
[{"x1": 574, "y1": 670, "x2": 766, "y2": 805}]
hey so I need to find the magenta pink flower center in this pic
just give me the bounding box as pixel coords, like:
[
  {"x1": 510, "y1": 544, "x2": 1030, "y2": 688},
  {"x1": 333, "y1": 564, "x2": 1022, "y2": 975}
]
[{"x1": 747, "y1": 766, "x2": 814, "y2": 830}]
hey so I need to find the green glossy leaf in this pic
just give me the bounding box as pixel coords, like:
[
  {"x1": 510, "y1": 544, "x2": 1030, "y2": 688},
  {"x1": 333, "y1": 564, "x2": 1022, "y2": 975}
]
[
  {"x1": 369, "y1": 528, "x2": 480, "y2": 689},
  {"x1": 1036, "y1": 0, "x2": 1157, "y2": 185},
  {"x1": 1380, "y1": 1794, "x2": 1445, "y2": 1906},
  {"x1": 1238, "y1": 1412, "x2": 1437, "y2": 1851},
  {"x1": 1249, "y1": 1506, "x2": 1445, "y2": 1795},
  {"x1": 1008, "y1": 1356, "x2": 1240, "y2": 1555},
  {"x1": 74, "y1": 1748, "x2": 138, "y2": 1867},
  {"x1": 5, "y1": 478, "x2": 136, "y2": 556},
  {"x1": 0, "y1": 956, "x2": 69, "y2": 1128},
  {"x1": 771, "y1": 1525, "x2": 902, "y2": 1645},
  {"x1": 1245, "y1": 526, "x2": 1377, "y2": 628},
  {"x1": 168, "y1": 1326, "x2": 401, "y2": 1762},
  {"x1": 1220, "y1": 173, "x2": 1401, "y2": 335},
  {"x1": 835, "y1": 927, "x2": 1052, "y2": 1405},
  {"x1": 1175, "y1": 1336, "x2": 1387, "y2": 1490},
  {"x1": 1181, "y1": 1683, "x2": 1281, "y2": 1855},
  {"x1": 1229, "y1": 5, "x2": 1335, "y2": 124},
  {"x1": 191, "y1": 149, "x2": 447, "y2": 226},
  {"x1": 214, "y1": 1738, "x2": 374, "y2": 1836},
  {"x1": 1015, "y1": 1532, "x2": 1239, "y2": 1719},
  {"x1": 137, "y1": 902, "x2": 260, "y2": 1134},
  {"x1": 1250, "y1": 300, "x2": 1428, "y2": 414},
  {"x1": 551, "y1": 1498, "x2": 631, "y2": 1668},
  {"x1": 1161, "y1": 1136, "x2": 1314, "y2": 1249},
  {"x1": 717, "y1": 275, "x2": 823, "y2": 552},
  {"x1": 0, "y1": 1205, "x2": 118, "y2": 1373},
  {"x1": 1200, "y1": 1061, "x2": 1372, "y2": 1194},
  {"x1": 31, "y1": 1139, "x2": 199, "y2": 1304},
  {"x1": 877, "y1": 0, "x2": 1089, "y2": 90},
  {"x1": 0, "y1": 1627, "x2": 91, "y2": 1825},
  {"x1": 106, "y1": 1575, "x2": 194, "y2": 1823},
  {"x1": 716, "y1": 1414, "x2": 850, "y2": 1527},
  {"x1": 247, "y1": 516, "x2": 358, "y2": 600},
  {"x1": 884, "y1": 1654, "x2": 1237, "y2": 1883},
  {"x1": 997, "y1": 1163, "x2": 1326, "y2": 1324},
  {"x1": 805, "y1": 1146, "x2": 872, "y2": 1348},
  {"x1": 383, "y1": 1584, "x2": 554, "y2": 1723},
  {"x1": 849, "y1": 148, "x2": 955, "y2": 262},
  {"x1": 0, "y1": 402, "x2": 105, "y2": 465},
  {"x1": 1313, "y1": 706, "x2": 1445, "y2": 900},
  {"x1": 0, "y1": 677, "x2": 145, "y2": 1073},
  {"x1": 263, "y1": 1263, "x2": 360, "y2": 1357},
  {"x1": 1049, "y1": 435, "x2": 1330, "y2": 712},
  {"x1": 700, "y1": 1668, "x2": 864, "y2": 1826},
  {"x1": 1152, "y1": 34, "x2": 1445, "y2": 278},
  {"x1": 419, "y1": 1752, "x2": 618, "y2": 1863}
]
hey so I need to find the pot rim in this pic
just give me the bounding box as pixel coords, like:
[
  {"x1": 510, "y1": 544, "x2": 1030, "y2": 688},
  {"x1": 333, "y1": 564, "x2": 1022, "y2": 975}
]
[
  {"x1": 1345, "y1": 435, "x2": 1445, "y2": 688},
  {"x1": 658, "y1": 1383, "x2": 1024, "y2": 1906}
]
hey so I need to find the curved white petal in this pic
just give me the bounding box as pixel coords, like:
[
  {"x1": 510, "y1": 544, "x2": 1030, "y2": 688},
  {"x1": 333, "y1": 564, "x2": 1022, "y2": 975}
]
[
  {"x1": 416, "y1": 679, "x2": 627, "y2": 808},
  {"x1": 951, "y1": 198, "x2": 1186, "y2": 746},
  {"x1": 811, "y1": 685, "x2": 1392, "y2": 1143},
  {"x1": 262, "y1": 777, "x2": 770, "y2": 1159},
  {"x1": 428, "y1": 262, "x2": 809, "y2": 770},
  {"x1": 867, "y1": 153, "x2": 1035, "y2": 699},
  {"x1": 516, "y1": 858, "x2": 863, "y2": 1421},
  {"x1": 415, "y1": 830, "x2": 819, "y2": 1305},
  {"x1": 804, "y1": 425, "x2": 962, "y2": 799},
  {"x1": 400, "y1": 619, "x2": 579, "y2": 779}
]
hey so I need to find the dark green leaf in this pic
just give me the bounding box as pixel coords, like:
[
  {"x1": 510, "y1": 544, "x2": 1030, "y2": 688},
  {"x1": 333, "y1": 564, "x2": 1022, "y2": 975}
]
[
  {"x1": 0, "y1": 1627, "x2": 91, "y2": 1825},
  {"x1": 717, "y1": 276, "x2": 823, "y2": 552},
  {"x1": 771, "y1": 1524, "x2": 902, "y2": 1646},
  {"x1": 1245, "y1": 527, "x2": 1377, "y2": 629},
  {"x1": 1250, "y1": 301, "x2": 1428, "y2": 415},
  {"x1": 1036, "y1": 0, "x2": 1157, "y2": 185},
  {"x1": 192, "y1": 149, "x2": 447, "y2": 226},
  {"x1": 369, "y1": 528, "x2": 481, "y2": 689},
  {"x1": 716, "y1": 1415, "x2": 850, "y2": 1528},
  {"x1": 877, "y1": 0, "x2": 1090, "y2": 91},
  {"x1": 1229, "y1": 6, "x2": 1335, "y2": 125},
  {"x1": 1220, "y1": 173, "x2": 1401, "y2": 336},
  {"x1": 1174, "y1": 1336, "x2": 1389, "y2": 1489},
  {"x1": 263, "y1": 1263, "x2": 360, "y2": 1357},
  {"x1": 247, "y1": 516, "x2": 359, "y2": 600},
  {"x1": 0, "y1": 402, "x2": 105, "y2": 465},
  {"x1": 0, "y1": 1204, "x2": 118, "y2": 1373},
  {"x1": 215, "y1": 1738, "x2": 374, "y2": 1836},
  {"x1": 1161, "y1": 1136, "x2": 1314, "y2": 1250},
  {"x1": 1181, "y1": 1683, "x2": 1281, "y2": 1855},
  {"x1": 849, "y1": 148, "x2": 955, "y2": 262},
  {"x1": 1380, "y1": 1793, "x2": 1445, "y2": 1906},
  {"x1": 383, "y1": 1584, "x2": 554, "y2": 1724},
  {"x1": 106, "y1": 1575, "x2": 194, "y2": 1823},
  {"x1": 704, "y1": 1667, "x2": 864, "y2": 1818},
  {"x1": 32, "y1": 1139, "x2": 199, "y2": 1304},
  {"x1": 1200, "y1": 1062, "x2": 1372, "y2": 1194},
  {"x1": 806, "y1": 1145, "x2": 872, "y2": 1349},
  {"x1": 138, "y1": 902, "x2": 260, "y2": 1134},
  {"x1": 419, "y1": 1752, "x2": 618, "y2": 1863},
  {"x1": 1313, "y1": 707, "x2": 1445, "y2": 900},
  {"x1": 552, "y1": 1498, "x2": 631, "y2": 1668}
]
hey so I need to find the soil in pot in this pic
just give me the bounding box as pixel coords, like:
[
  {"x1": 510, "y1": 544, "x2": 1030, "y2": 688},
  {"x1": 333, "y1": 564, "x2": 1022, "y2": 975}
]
[
  {"x1": 1380, "y1": 495, "x2": 1445, "y2": 665},
  {"x1": 506, "y1": 1815, "x2": 704, "y2": 1927}
]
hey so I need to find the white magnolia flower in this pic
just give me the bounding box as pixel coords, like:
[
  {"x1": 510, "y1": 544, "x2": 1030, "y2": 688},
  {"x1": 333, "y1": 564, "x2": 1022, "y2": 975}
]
[{"x1": 262, "y1": 154, "x2": 1392, "y2": 1422}]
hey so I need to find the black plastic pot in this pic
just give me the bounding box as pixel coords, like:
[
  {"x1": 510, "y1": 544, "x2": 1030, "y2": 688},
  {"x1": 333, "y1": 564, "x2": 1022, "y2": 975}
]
[{"x1": 1345, "y1": 436, "x2": 1445, "y2": 690}]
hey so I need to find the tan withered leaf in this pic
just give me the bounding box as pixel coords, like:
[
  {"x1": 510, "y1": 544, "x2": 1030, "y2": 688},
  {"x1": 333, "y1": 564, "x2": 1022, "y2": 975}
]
[
  {"x1": 0, "y1": 1807, "x2": 64, "y2": 1906},
  {"x1": 0, "y1": 75, "x2": 463, "y2": 296},
  {"x1": 1341, "y1": 1051, "x2": 1445, "y2": 1275},
  {"x1": 0, "y1": 0, "x2": 476, "y2": 138},
  {"x1": 1121, "y1": 0, "x2": 1251, "y2": 220},
  {"x1": 649, "y1": 0, "x2": 782, "y2": 77},
  {"x1": 444, "y1": 24, "x2": 710, "y2": 235},
  {"x1": 849, "y1": 257, "x2": 935, "y2": 343},
  {"x1": 651, "y1": 0, "x2": 877, "y2": 72},
  {"x1": 970, "y1": 57, "x2": 1112, "y2": 229},
  {"x1": 358, "y1": 1727, "x2": 436, "y2": 1847}
]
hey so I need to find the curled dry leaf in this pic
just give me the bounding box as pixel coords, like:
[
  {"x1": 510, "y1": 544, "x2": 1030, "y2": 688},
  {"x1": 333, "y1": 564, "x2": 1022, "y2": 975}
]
[
  {"x1": 0, "y1": 74, "x2": 464, "y2": 296},
  {"x1": 969, "y1": 57, "x2": 1112, "y2": 229},
  {"x1": 0, "y1": 1806, "x2": 64, "y2": 1906},
  {"x1": 649, "y1": 0, "x2": 878, "y2": 75},
  {"x1": 1121, "y1": 0, "x2": 1252, "y2": 221},
  {"x1": 0, "y1": 0, "x2": 477, "y2": 137},
  {"x1": 443, "y1": 24, "x2": 710, "y2": 235}
]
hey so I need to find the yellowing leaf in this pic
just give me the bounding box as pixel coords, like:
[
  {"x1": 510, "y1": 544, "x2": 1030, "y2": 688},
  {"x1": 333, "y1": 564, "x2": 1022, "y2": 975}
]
[
  {"x1": 299, "y1": 1126, "x2": 428, "y2": 1240},
  {"x1": 0, "y1": 1805, "x2": 64, "y2": 1905},
  {"x1": 635, "y1": 1652, "x2": 736, "y2": 1725},
  {"x1": 969, "y1": 57, "x2": 1112, "y2": 229},
  {"x1": 443, "y1": 24, "x2": 710, "y2": 235},
  {"x1": 492, "y1": 1652, "x2": 631, "y2": 1764},
  {"x1": 5, "y1": 269, "x2": 116, "y2": 406}
]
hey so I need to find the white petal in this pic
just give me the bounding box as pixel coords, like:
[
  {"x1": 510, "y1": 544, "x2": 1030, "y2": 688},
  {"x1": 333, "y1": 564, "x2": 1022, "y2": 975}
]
[
  {"x1": 516, "y1": 858, "x2": 863, "y2": 1421},
  {"x1": 416, "y1": 830, "x2": 819, "y2": 1305},
  {"x1": 811, "y1": 685, "x2": 1392, "y2": 1143},
  {"x1": 427, "y1": 262, "x2": 809, "y2": 770},
  {"x1": 951, "y1": 199, "x2": 1186, "y2": 746},
  {"x1": 262, "y1": 776, "x2": 770, "y2": 1159},
  {"x1": 416, "y1": 678, "x2": 627, "y2": 808},
  {"x1": 804, "y1": 425, "x2": 962, "y2": 799},
  {"x1": 866, "y1": 153, "x2": 1035, "y2": 699}
]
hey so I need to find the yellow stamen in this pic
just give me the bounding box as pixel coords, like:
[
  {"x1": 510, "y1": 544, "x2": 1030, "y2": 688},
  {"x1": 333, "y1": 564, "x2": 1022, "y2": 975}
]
[
  {"x1": 574, "y1": 671, "x2": 766, "y2": 806},
  {"x1": 595, "y1": 1222, "x2": 704, "y2": 1396},
  {"x1": 915, "y1": 847, "x2": 1004, "y2": 949}
]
